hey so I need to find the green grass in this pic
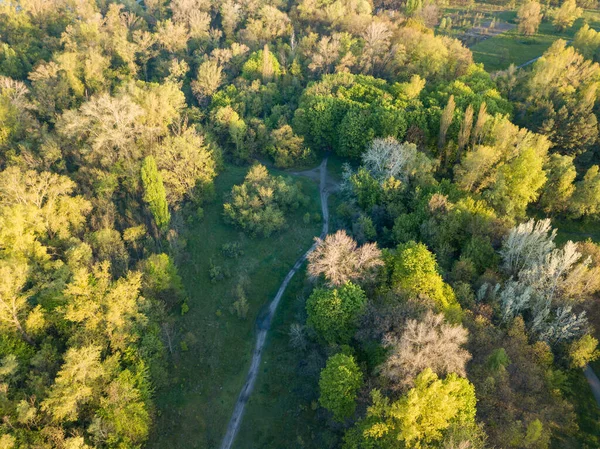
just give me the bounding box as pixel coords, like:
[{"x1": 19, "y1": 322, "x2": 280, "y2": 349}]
[
  {"x1": 554, "y1": 369, "x2": 600, "y2": 448},
  {"x1": 471, "y1": 11, "x2": 600, "y2": 72},
  {"x1": 234, "y1": 269, "x2": 336, "y2": 449},
  {"x1": 149, "y1": 163, "x2": 323, "y2": 449},
  {"x1": 552, "y1": 217, "x2": 600, "y2": 245}
]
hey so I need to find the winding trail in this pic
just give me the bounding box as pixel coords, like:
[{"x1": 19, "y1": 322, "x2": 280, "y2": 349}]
[
  {"x1": 219, "y1": 159, "x2": 331, "y2": 449},
  {"x1": 584, "y1": 364, "x2": 600, "y2": 408}
]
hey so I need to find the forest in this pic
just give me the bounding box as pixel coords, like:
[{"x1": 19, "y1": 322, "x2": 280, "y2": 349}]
[{"x1": 0, "y1": 0, "x2": 599, "y2": 448}]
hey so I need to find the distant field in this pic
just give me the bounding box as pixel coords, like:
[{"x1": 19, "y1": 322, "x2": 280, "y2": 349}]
[
  {"x1": 470, "y1": 11, "x2": 600, "y2": 72},
  {"x1": 149, "y1": 164, "x2": 322, "y2": 449}
]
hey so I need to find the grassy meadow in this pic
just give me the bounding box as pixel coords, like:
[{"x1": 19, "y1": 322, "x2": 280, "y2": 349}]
[
  {"x1": 471, "y1": 11, "x2": 600, "y2": 72},
  {"x1": 149, "y1": 163, "x2": 323, "y2": 449}
]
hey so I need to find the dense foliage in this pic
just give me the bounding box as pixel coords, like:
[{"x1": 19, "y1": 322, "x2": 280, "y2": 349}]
[{"x1": 0, "y1": 0, "x2": 599, "y2": 448}]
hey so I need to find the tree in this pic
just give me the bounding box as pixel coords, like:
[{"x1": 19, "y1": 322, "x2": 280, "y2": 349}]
[
  {"x1": 141, "y1": 156, "x2": 170, "y2": 232},
  {"x1": 156, "y1": 19, "x2": 189, "y2": 53},
  {"x1": 155, "y1": 127, "x2": 217, "y2": 204},
  {"x1": 241, "y1": 47, "x2": 281, "y2": 81},
  {"x1": 306, "y1": 283, "x2": 367, "y2": 344},
  {"x1": 494, "y1": 220, "x2": 598, "y2": 344},
  {"x1": 382, "y1": 311, "x2": 471, "y2": 388},
  {"x1": 457, "y1": 104, "x2": 473, "y2": 153},
  {"x1": 471, "y1": 102, "x2": 487, "y2": 147},
  {"x1": 569, "y1": 165, "x2": 600, "y2": 218},
  {"x1": 438, "y1": 94, "x2": 455, "y2": 150},
  {"x1": 64, "y1": 263, "x2": 145, "y2": 351},
  {"x1": 57, "y1": 93, "x2": 144, "y2": 168},
  {"x1": 360, "y1": 21, "x2": 392, "y2": 76},
  {"x1": 361, "y1": 137, "x2": 434, "y2": 185},
  {"x1": 319, "y1": 353, "x2": 363, "y2": 421},
  {"x1": 0, "y1": 260, "x2": 34, "y2": 345},
  {"x1": 519, "y1": 40, "x2": 599, "y2": 156},
  {"x1": 538, "y1": 154, "x2": 576, "y2": 214},
  {"x1": 41, "y1": 345, "x2": 106, "y2": 422},
  {"x1": 573, "y1": 24, "x2": 600, "y2": 62},
  {"x1": 552, "y1": 0, "x2": 582, "y2": 31},
  {"x1": 391, "y1": 241, "x2": 458, "y2": 312},
  {"x1": 223, "y1": 164, "x2": 306, "y2": 237},
  {"x1": 455, "y1": 117, "x2": 549, "y2": 218},
  {"x1": 191, "y1": 59, "x2": 223, "y2": 102},
  {"x1": 499, "y1": 218, "x2": 556, "y2": 275},
  {"x1": 268, "y1": 125, "x2": 311, "y2": 168},
  {"x1": 568, "y1": 334, "x2": 600, "y2": 368},
  {"x1": 518, "y1": 1, "x2": 543, "y2": 36},
  {"x1": 307, "y1": 230, "x2": 383, "y2": 287},
  {"x1": 139, "y1": 253, "x2": 185, "y2": 307},
  {"x1": 346, "y1": 369, "x2": 477, "y2": 448}
]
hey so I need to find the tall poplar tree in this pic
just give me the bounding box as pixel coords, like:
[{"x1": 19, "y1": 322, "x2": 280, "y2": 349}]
[{"x1": 141, "y1": 156, "x2": 170, "y2": 232}]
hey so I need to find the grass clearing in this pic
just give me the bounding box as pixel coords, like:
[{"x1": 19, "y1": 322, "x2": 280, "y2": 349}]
[
  {"x1": 149, "y1": 163, "x2": 322, "y2": 449},
  {"x1": 471, "y1": 11, "x2": 600, "y2": 72},
  {"x1": 555, "y1": 369, "x2": 600, "y2": 448},
  {"x1": 552, "y1": 217, "x2": 600, "y2": 245}
]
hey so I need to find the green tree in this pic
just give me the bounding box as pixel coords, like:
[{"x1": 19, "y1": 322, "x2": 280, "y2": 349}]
[
  {"x1": 570, "y1": 165, "x2": 600, "y2": 218},
  {"x1": 306, "y1": 283, "x2": 367, "y2": 345},
  {"x1": 568, "y1": 334, "x2": 600, "y2": 368},
  {"x1": 391, "y1": 241, "x2": 459, "y2": 312},
  {"x1": 0, "y1": 260, "x2": 34, "y2": 345},
  {"x1": 268, "y1": 125, "x2": 311, "y2": 168},
  {"x1": 345, "y1": 368, "x2": 477, "y2": 448},
  {"x1": 518, "y1": 1, "x2": 543, "y2": 36},
  {"x1": 539, "y1": 154, "x2": 576, "y2": 214},
  {"x1": 223, "y1": 164, "x2": 306, "y2": 237},
  {"x1": 573, "y1": 24, "x2": 600, "y2": 62},
  {"x1": 41, "y1": 345, "x2": 106, "y2": 422},
  {"x1": 141, "y1": 156, "x2": 170, "y2": 232},
  {"x1": 156, "y1": 127, "x2": 217, "y2": 205},
  {"x1": 319, "y1": 353, "x2": 363, "y2": 421},
  {"x1": 552, "y1": 0, "x2": 582, "y2": 31}
]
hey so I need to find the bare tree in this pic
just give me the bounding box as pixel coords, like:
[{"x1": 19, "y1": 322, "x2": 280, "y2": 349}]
[
  {"x1": 382, "y1": 311, "x2": 471, "y2": 389},
  {"x1": 307, "y1": 230, "x2": 383, "y2": 287},
  {"x1": 362, "y1": 137, "x2": 434, "y2": 184},
  {"x1": 499, "y1": 218, "x2": 556, "y2": 275},
  {"x1": 360, "y1": 21, "x2": 392, "y2": 75}
]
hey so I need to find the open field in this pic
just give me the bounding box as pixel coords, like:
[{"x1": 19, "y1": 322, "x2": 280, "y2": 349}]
[
  {"x1": 470, "y1": 11, "x2": 600, "y2": 72},
  {"x1": 149, "y1": 164, "x2": 322, "y2": 449}
]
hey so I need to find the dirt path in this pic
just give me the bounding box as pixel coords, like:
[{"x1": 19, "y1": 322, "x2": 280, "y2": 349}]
[
  {"x1": 219, "y1": 159, "x2": 331, "y2": 449},
  {"x1": 584, "y1": 364, "x2": 600, "y2": 408}
]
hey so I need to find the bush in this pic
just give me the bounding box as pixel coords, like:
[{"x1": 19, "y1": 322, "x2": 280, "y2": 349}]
[
  {"x1": 221, "y1": 242, "x2": 244, "y2": 258},
  {"x1": 209, "y1": 262, "x2": 228, "y2": 283},
  {"x1": 231, "y1": 284, "x2": 249, "y2": 319}
]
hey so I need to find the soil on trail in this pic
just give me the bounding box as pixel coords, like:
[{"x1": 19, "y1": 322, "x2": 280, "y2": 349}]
[{"x1": 219, "y1": 159, "x2": 331, "y2": 449}]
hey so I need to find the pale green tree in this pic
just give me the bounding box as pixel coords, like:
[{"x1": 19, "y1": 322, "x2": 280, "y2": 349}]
[
  {"x1": 518, "y1": 1, "x2": 543, "y2": 36},
  {"x1": 141, "y1": 156, "x2": 170, "y2": 232}
]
